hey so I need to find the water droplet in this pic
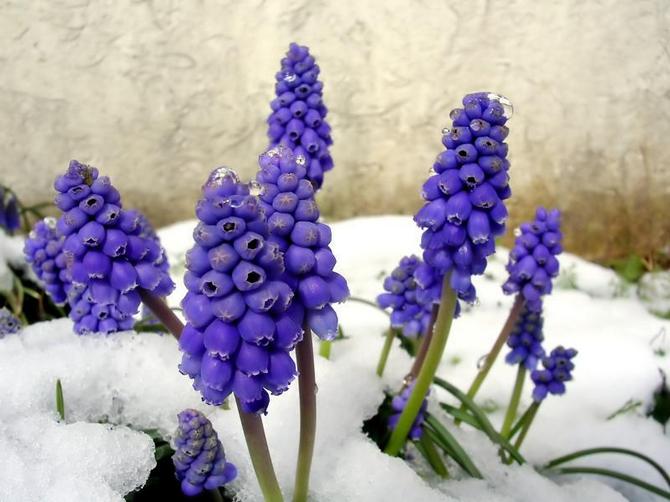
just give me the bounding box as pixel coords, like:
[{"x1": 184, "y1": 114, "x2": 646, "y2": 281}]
[
  {"x1": 487, "y1": 93, "x2": 514, "y2": 119},
  {"x1": 283, "y1": 72, "x2": 297, "y2": 83},
  {"x1": 204, "y1": 167, "x2": 239, "y2": 190},
  {"x1": 295, "y1": 154, "x2": 306, "y2": 166},
  {"x1": 513, "y1": 227, "x2": 522, "y2": 237},
  {"x1": 441, "y1": 127, "x2": 450, "y2": 136},
  {"x1": 248, "y1": 180, "x2": 264, "y2": 197},
  {"x1": 476, "y1": 353, "x2": 488, "y2": 369},
  {"x1": 44, "y1": 216, "x2": 57, "y2": 229},
  {"x1": 314, "y1": 383, "x2": 319, "y2": 394}
]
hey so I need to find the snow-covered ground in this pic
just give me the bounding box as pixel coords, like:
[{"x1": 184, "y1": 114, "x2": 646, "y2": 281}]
[{"x1": 1, "y1": 215, "x2": 669, "y2": 502}]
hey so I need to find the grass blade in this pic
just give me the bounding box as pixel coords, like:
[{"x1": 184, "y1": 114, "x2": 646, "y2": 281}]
[
  {"x1": 549, "y1": 466, "x2": 670, "y2": 499},
  {"x1": 440, "y1": 402, "x2": 482, "y2": 431},
  {"x1": 434, "y1": 377, "x2": 526, "y2": 465},
  {"x1": 56, "y1": 379, "x2": 65, "y2": 421},
  {"x1": 425, "y1": 414, "x2": 483, "y2": 478},
  {"x1": 545, "y1": 447, "x2": 670, "y2": 488}
]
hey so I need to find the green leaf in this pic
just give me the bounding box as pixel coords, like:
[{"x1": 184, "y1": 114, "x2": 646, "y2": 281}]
[
  {"x1": 56, "y1": 379, "x2": 65, "y2": 421},
  {"x1": 440, "y1": 402, "x2": 482, "y2": 431},
  {"x1": 414, "y1": 434, "x2": 449, "y2": 478},
  {"x1": 154, "y1": 444, "x2": 174, "y2": 462},
  {"x1": 606, "y1": 399, "x2": 643, "y2": 420},
  {"x1": 433, "y1": 377, "x2": 526, "y2": 465},
  {"x1": 548, "y1": 466, "x2": 670, "y2": 499},
  {"x1": 425, "y1": 414, "x2": 483, "y2": 478},
  {"x1": 609, "y1": 254, "x2": 647, "y2": 283},
  {"x1": 544, "y1": 447, "x2": 670, "y2": 488}
]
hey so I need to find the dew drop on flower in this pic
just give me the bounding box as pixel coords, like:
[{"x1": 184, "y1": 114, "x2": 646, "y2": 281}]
[
  {"x1": 205, "y1": 167, "x2": 240, "y2": 190},
  {"x1": 487, "y1": 93, "x2": 514, "y2": 119},
  {"x1": 441, "y1": 127, "x2": 450, "y2": 136},
  {"x1": 295, "y1": 154, "x2": 306, "y2": 166},
  {"x1": 44, "y1": 216, "x2": 58, "y2": 229},
  {"x1": 283, "y1": 72, "x2": 297, "y2": 83},
  {"x1": 248, "y1": 180, "x2": 264, "y2": 197},
  {"x1": 514, "y1": 228, "x2": 522, "y2": 237}
]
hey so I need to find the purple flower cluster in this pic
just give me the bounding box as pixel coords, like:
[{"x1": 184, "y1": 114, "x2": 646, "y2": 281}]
[
  {"x1": 415, "y1": 92, "x2": 513, "y2": 303},
  {"x1": 505, "y1": 304, "x2": 545, "y2": 370},
  {"x1": 531, "y1": 346, "x2": 577, "y2": 402},
  {"x1": 173, "y1": 409, "x2": 237, "y2": 497},
  {"x1": 502, "y1": 207, "x2": 562, "y2": 312},
  {"x1": 179, "y1": 167, "x2": 299, "y2": 414},
  {"x1": 388, "y1": 385, "x2": 428, "y2": 440},
  {"x1": 377, "y1": 255, "x2": 434, "y2": 338},
  {"x1": 0, "y1": 307, "x2": 21, "y2": 337},
  {"x1": 24, "y1": 217, "x2": 70, "y2": 305},
  {"x1": 256, "y1": 146, "x2": 349, "y2": 340},
  {"x1": 48, "y1": 160, "x2": 174, "y2": 334},
  {"x1": 0, "y1": 187, "x2": 20, "y2": 233},
  {"x1": 267, "y1": 43, "x2": 334, "y2": 189}
]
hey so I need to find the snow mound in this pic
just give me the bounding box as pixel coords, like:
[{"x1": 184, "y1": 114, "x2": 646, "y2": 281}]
[{"x1": 0, "y1": 216, "x2": 668, "y2": 501}]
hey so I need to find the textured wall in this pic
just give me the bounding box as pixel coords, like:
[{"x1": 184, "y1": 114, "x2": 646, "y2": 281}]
[{"x1": 1, "y1": 0, "x2": 669, "y2": 260}]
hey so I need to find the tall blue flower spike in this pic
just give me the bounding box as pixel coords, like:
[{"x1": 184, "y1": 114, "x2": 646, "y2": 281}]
[
  {"x1": 24, "y1": 217, "x2": 70, "y2": 305},
  {"x1": 179, "y1": 166, "x2": 299, "y2": 414},
  {"x1": 173, "y1": 409, "x2": 237, "y2": 496},
  {"x1": 267, "y1": 43, "x2": 334, "y2": 189},
  {"x1": 377, "y1": 255, "x2": 435, "y2": 338},
  {"x1": 415, "y1": 92, "x2": 513, "y2": 303},
  {"x1": 505, "y1": 303, "x2": 545, "y2": 370},
  {"x1": 503, "y1": 207, "x2": 562, "y2": 312},
  {"x1": 46, "y1": 160, "x2": 174, "y2": 334},
  {"x1": 531, "y1": 346, "x2": 577, "y2": 401},
  {"x1": 255, "y1": 145, "x2": 349, "y2": 341}
]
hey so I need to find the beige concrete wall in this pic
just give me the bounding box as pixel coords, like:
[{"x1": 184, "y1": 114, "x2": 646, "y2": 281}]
[{"x1": 1, "y1": 0, "x2": 669, "y2": 260}]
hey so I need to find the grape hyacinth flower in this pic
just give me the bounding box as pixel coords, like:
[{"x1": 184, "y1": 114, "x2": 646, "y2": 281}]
[
  {"x1": 503, "y1": 207, "x2": 562, "y2": 312},
  {"x1": 386, "y1": 93, "x2": 513, "y2": 457},
  {"x1": 415, "y1": 92, "x2": 513, "y2": 303},
  {"x1": 0, "y1": 307, "x2": 21, "y2": 337},
  {"x1": 52, "y1": 160, "x2": 174, "y2": 334},
  {"x1": 24, "y1": 217, "x2": 70, "y2": 305},
  {"x1": 0, "y1": 188, "x2": 21, "y2": 234},
  {"x1": 388, "y1": 385, "x2": 428, "y2": 441},
  {"x1": 531, "y1": 346, "x2": 577, "y2": 402},
  {"x1": 377, "y1": 256, "x2": 434, "y2": 339},
  {"x1": 173, "y1": 409, "x2": 237, "y2": 497},
  {"x1": 267, "y1": 43, "x2": 334, "y2": 189},
  {"x1": 255, "y1": 145, "x2": 349, "y2": 341},
  {"x1": 179, "y1": 166, "x2": 299, "y2": 414},
  {"x1": 505, "y1": 304, "x2": 545, "y2": 370}
]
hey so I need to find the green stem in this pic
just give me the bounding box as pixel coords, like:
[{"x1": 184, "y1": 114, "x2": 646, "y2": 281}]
[
  {"x1": 376, "y1": 328, "x2": 396, "y2": 377},
  {"x1": 138, "y1": 289, "x2": 183, "y2": 339},
  {"x1": 408, "y1": 305, "x2": 439, "y2": 382},
  {"x1": 293, "y1": 325, "x2": 317, "y2": 502},
  {"x1": 508, "y1": 401, "x2": 535, "y2": 439},
  {"x1": 457, "y1": 295, "x2": 523, "y2": 424},
  {"x1": 384, "y1": 273, "x2": 456, "y2": 456},
  {"x1": 236, "y1": 400, "x2": 284, "y2": 502},
  {"x1": 500, "y1": 365, "x2": 526, "y2": 439},
  {"x1": 513, "y1": 401, "x2": 540, "y2": 451},
  {"x1": 418, "y1": 433, "x2": 449, "y2": 478},
  {"x1": 56, "y1": 379, "x2": 65, "y2": 421},
  {"x1": 318, "y1": 339, "x2": 332, "y2": 360}
]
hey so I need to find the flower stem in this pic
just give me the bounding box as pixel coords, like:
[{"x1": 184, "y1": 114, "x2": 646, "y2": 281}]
[
  {"x1": 236, "y1": 400, "x2": 284, "y2": 502},
  {"x1": 512, "y1": 401, "x2": 539, "y2": 451},
  {"x1": 500, "y1": 365, "x2": 527, "y2": 439},
  {"x1": 384, "y1": 273, "x2": 457, "y2": 456},
  {"x1": 293, "y1": 325, "x2": 317, "y2": 502},
  {"x1": 456, "y1": 295, "x2": 523, "y2": 425},
  {"x1": 318, "y1": 339, "x2": 332, "y2": 359},
  {"x1": 138, "y1": 289, "x2": 184, "y2": 339},
  {"x1": 376, "y1": 328, "x2": 396, "y2": 377},
  {"x1": 408, "y1": 305, "x2": 439, "y2": 382}
]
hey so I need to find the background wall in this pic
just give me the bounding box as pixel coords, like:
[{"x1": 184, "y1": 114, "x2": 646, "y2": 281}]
[{"x1": 1, "y1": 0, "x2": 669, "y2": 261}]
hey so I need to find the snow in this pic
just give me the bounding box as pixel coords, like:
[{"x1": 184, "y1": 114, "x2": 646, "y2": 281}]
[
  {"x1": 0, "y1": 230, "x2": 28, "y2": 291},
  {"x1": 1, "y1": 215, "x2": 670, "y2": 501}
]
